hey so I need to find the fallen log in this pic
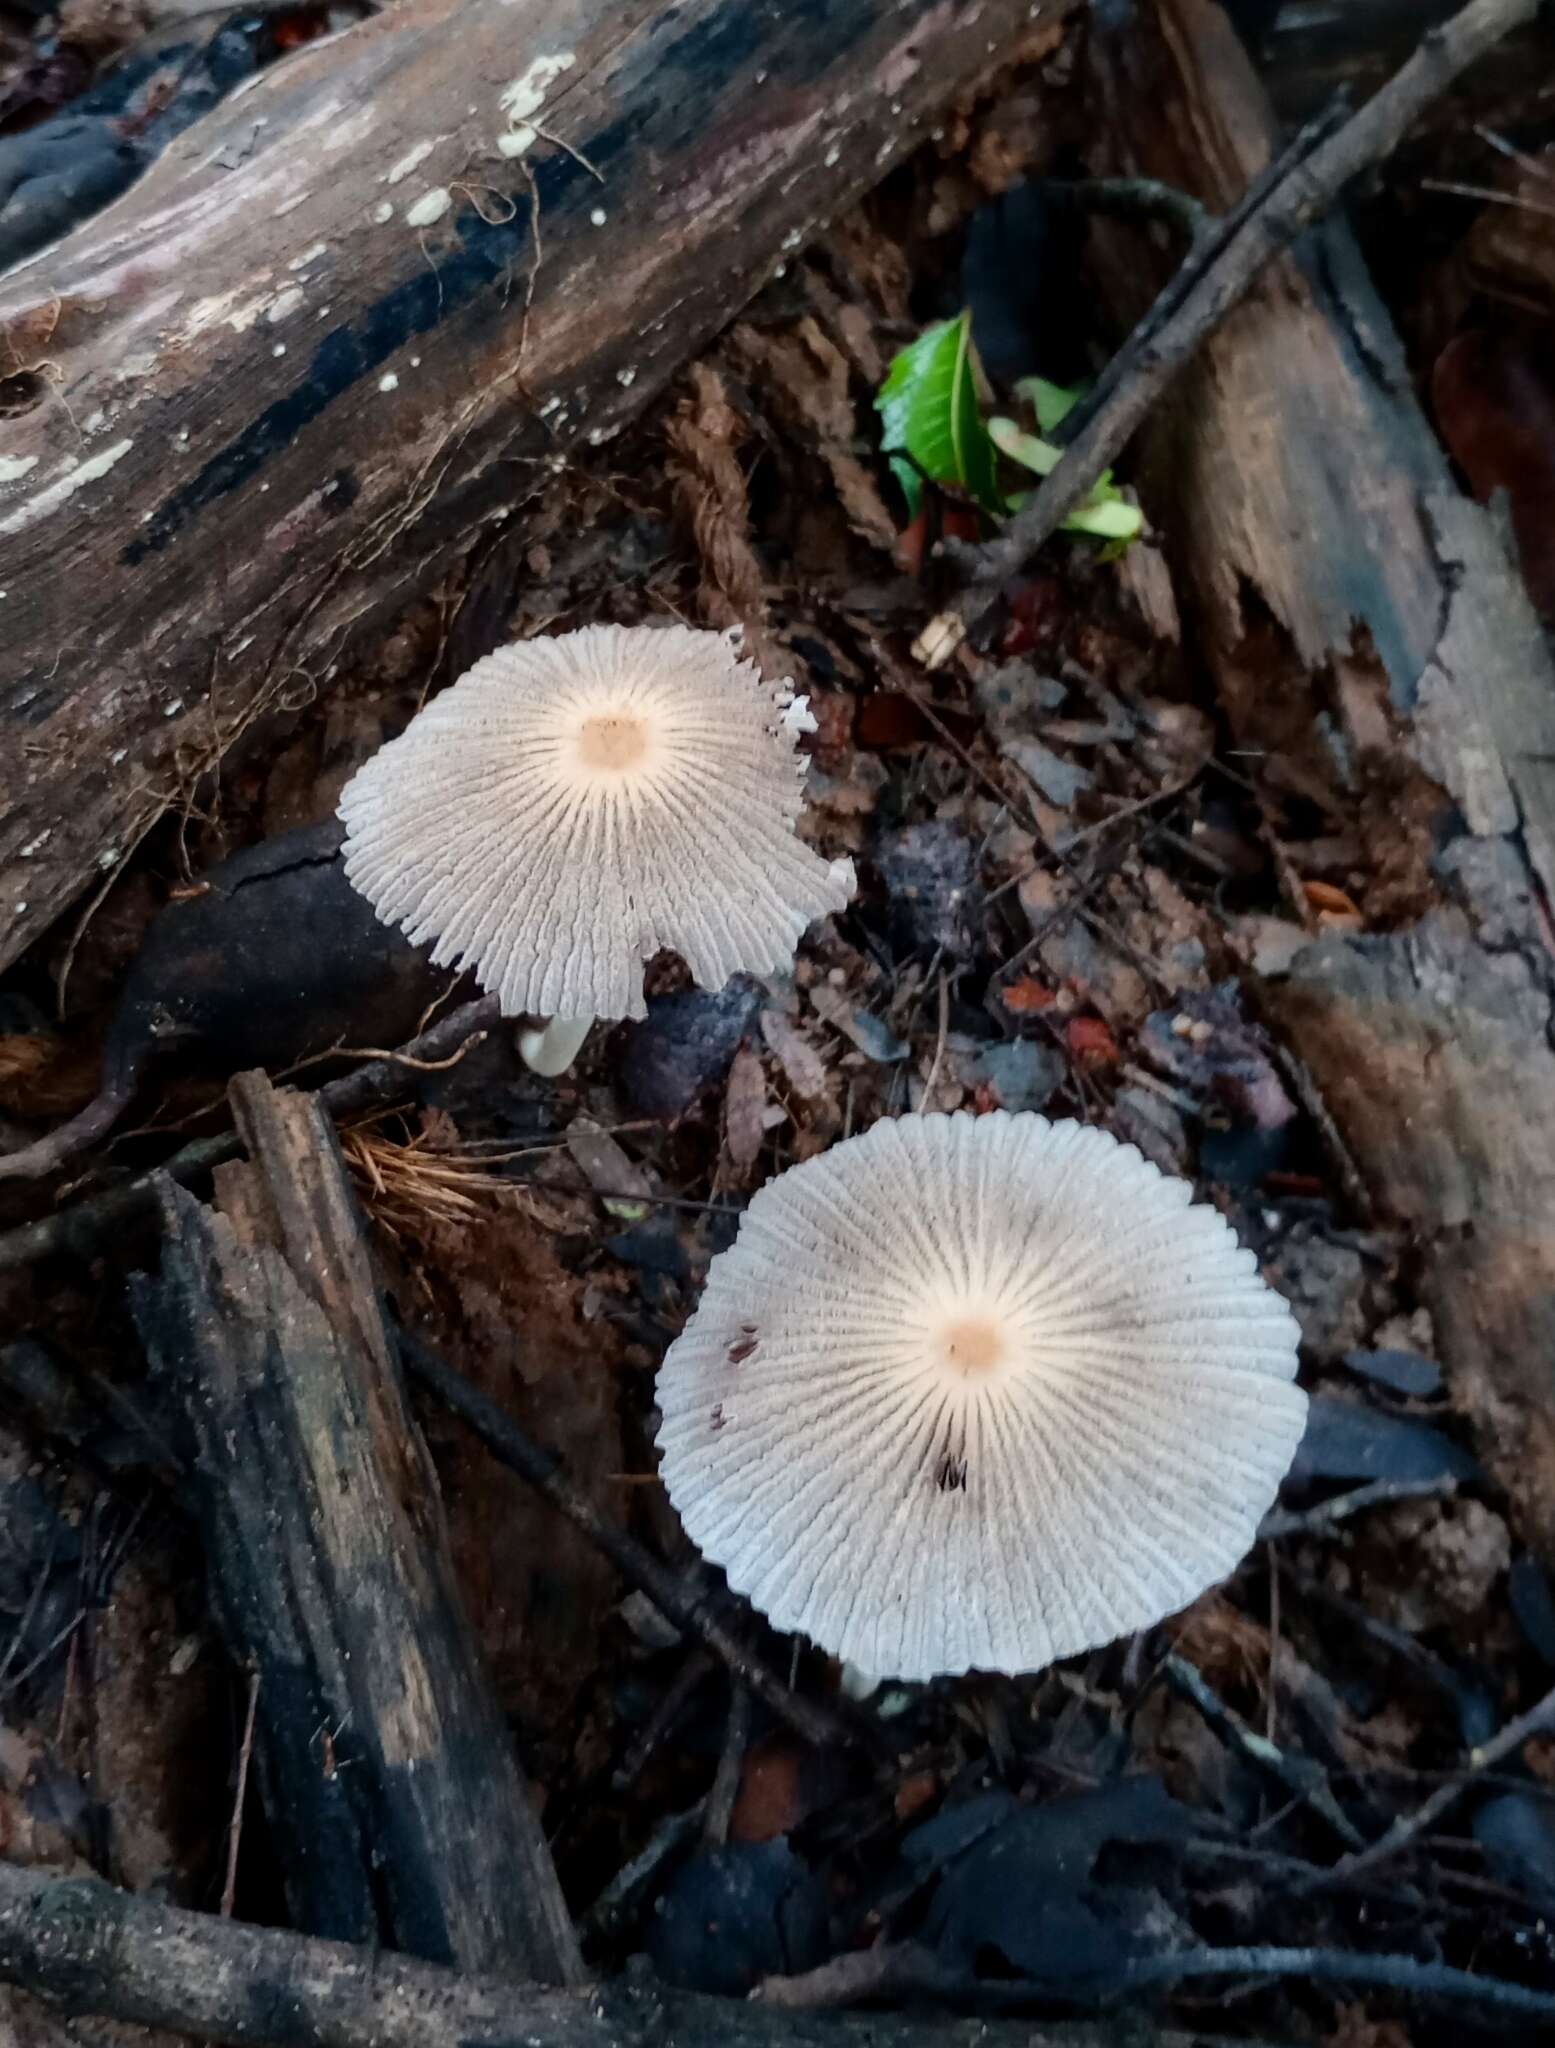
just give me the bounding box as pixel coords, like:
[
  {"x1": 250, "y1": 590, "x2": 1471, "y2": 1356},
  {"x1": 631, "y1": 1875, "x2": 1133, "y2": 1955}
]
[
  {"x1": 0, "y1": 0, "x2": 1070, "y2": 976},
  {"x1": 128, "y1": 1070, "x2": 581, "y2": 1981},
  {"x1": 1089, "y1": 0, "x2": 1555, "y2": 1556},
  {"x1": 0, "y1": 1855, "x2": 1486, "y2": 2046}
]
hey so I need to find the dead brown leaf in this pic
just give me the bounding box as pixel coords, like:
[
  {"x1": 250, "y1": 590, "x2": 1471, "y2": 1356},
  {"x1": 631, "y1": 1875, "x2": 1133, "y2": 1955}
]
[
  {"x1": 565, "y1": 1117, "x2": 653, "y2": 1211},
  {"x1": 760, "y1": 1009, "x2": 830, "y2": 1102},
  {"x1": 724, "y1": 1043, "x2": 768, "y2": 1175},
  {"x1": 1326, "y1": 2005, "x2": 1412, "y2": 2048},
  {"x1": 1302, "y1": 878, "x2": 1365, "y2": 926},
  {"x1": 0, "y1": 1032, "x2": 99, "y2": 1118}
]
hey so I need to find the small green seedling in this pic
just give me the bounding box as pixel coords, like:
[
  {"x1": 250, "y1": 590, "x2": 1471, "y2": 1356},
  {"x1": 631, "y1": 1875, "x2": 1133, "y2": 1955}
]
[{"x1": 875, "y1": 320, "x2": 1143, "y2": 547}]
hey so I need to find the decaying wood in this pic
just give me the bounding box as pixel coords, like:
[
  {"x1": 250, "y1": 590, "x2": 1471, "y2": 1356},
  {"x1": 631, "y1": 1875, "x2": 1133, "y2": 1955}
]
[
  {"x1": 1092, "y1": 0, "x2": 1555, "y2": 1558},
  {"x1": 0, "y1": 1855, "x2": 1311, "y2": 2048},
  {"x1": 960, "y1": 0, "x2": 1540, "y2": 589},
  {"x1": 0, "y1": 0, "x2": 1070, "y2": 976},
  {"x1": 127, "y1": 1071, "x2": 580, "y2": 1981}
]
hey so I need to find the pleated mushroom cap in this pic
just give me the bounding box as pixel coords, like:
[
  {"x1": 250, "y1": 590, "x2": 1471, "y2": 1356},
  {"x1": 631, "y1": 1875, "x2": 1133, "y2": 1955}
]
[
  {"x1": 656, "y1": 1112, "x2": 1306, "y2": 1682},
  {"x1": 338, "y1": 624, "x2": 856, "y2": 1020}
]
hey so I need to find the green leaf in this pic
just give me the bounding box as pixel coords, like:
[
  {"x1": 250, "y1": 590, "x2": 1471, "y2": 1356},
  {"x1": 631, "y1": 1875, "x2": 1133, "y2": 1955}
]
[
  {"x1": 876, "y1": 312, "x2": 1001, "y2": 518},
  {"x1": 1014, "y1": 375, "x2": 1084, "y2": 435},
  {"x1": 1063, "y1": 495, "x2": 1143, "y2": 541},
  {"x1": 991, "y1": 417, "x2": 1143, "y2": 543},
  {"x1": 988, "y1": 416, "x2": 1061, "y2": 476}
]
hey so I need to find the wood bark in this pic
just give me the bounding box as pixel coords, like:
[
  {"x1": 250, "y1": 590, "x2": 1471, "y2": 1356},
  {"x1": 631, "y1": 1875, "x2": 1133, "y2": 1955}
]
[
  {"x1": 1258, "y1": 0, "x2": 1553, "y2": 119},
  {"x1": 128, "y1": 1071, "x2": 581, "y2": 1982},
  {"x1": 0, "y1": 0, "x2": 1069, "y2": 975},
  {"x1": 1090, "y1": 0, "x2": 1555, "y2": 1555},
  {"x1": 0, "y1": 1855, "x2": 1263, "y2": 2048}
]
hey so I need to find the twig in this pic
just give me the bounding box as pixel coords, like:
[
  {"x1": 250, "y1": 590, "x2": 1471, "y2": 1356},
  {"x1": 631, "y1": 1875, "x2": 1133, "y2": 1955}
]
[
  {"x1": 920, "y1": 974, "x2": 951, "y2": 1106},
  {"x1": 0, "y1": 1516, "x2": 60, "y2": 1695},
  {"x1": 613, "y1": 1648, "x2": 715, "y2": 1793},
  {"x1": 219, "y1": 1671, "x2": 261, "y2": 1920},
  {"x1": 703, "y1": 1679, "x2": 753, "y2": 1847},
  {"x1": 1288, "y1": 1572, "x2": 1492, "y2": 1735},
  {"x1": 1048, "y1": 102, "x2": 1348, "y2": 454},
  {"x1": 1421, "y1": 175, "x2": 1555, "y2": 219},
  {"x1": 1260, "y1": 1476, "x2": 1459, "y2": 1540},
  {"x1": 1307, "y1": 1675, "x2": 1555, "y2": 1892},
  {"x1": 291, "y1": 1037, "x2": 488, "y2": 1077},
  {"x1": 586, "y1": 1191, "x2": 743, "y2": 1217},
  {"x1": 1265, "y1": 1542, "x2": 1278, "y2": 1745},
  {"x1": 0, "y1": 995, "x2": 500, "y2": 1275},
  {"x1": 0, "y1": 1606, "x2": 87, "y2": 1701},
  {"x1": 761, "y1": 1939, "x2": 1555, "y2": 2023},
  {"x1": 1057, "y1": 767, "x2": 1202, "y2": 851},
  {"x1": 957, "y1": 0, "x2": 1540, "y2": 597},
  {"x1": 1048, "y1": 176, "x2": 1211, "y2": 246},
  {"x1": 1163, "y1": 1653, "x2": 1366, "y2": 1851},
  {"x1": 397, "y1": 1331, "x2": 868, "y2": 1755},
  {"x1": 1110, "y1": 1943, "x2": 1555, "y2": 2019},
  {"x1": 579, "y1": 1801, "x2": 706, "y2": 1949}
]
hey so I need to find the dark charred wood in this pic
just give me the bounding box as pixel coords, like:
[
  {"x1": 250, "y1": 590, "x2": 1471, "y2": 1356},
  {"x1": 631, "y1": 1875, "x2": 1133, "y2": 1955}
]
[{"x1": 128, "y1": 1071, "x2": 581, "y2": 1981}]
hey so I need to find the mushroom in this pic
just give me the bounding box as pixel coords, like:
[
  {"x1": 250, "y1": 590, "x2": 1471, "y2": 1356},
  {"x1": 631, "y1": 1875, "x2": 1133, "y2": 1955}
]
[
  {"x1": 655, "y1": 1111, "x2": 1306, "y2": 1683},
  {"x1": 338, "y1": 624, "x2": 855, "y2": 1073}
]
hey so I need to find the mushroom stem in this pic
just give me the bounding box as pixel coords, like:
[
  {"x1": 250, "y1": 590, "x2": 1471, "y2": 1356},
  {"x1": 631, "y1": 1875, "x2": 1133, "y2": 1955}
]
[{"x1": 518, "y1": 1013, "x2": 595, "y2": 1076}]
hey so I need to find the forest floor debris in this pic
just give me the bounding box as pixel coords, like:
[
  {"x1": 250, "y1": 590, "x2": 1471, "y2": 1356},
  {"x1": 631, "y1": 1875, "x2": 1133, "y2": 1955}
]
[{"x1": 3, "y1": 2, "x2": 1555, "y2": 2042}]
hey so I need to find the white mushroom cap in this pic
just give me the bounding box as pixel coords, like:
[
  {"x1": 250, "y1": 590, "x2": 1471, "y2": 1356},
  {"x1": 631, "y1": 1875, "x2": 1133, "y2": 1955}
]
[
  {"x1": 656, "y1": 1112, "x2": 1306, "y2": 1683},
  {"x1": 338, "y1": 624, "x2": 856, "y2": 1020}
]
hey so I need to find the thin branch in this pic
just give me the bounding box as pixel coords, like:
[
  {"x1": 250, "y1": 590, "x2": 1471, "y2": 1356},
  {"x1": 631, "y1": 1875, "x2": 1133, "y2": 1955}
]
[
  {"x1": 1307, "y1": 1675, "x2": 1555, "y2": 1892},
  {"x1": 1112, "y1": 1943, "x2": 1555, "y2": 2019},
  {"x1": 579, "y1": 1801, "x2": 706, "y2": 1949},
  {"x1": 1163, "y1": 1652, "x2": 1366, "y2": 1851},
  {"x1": 1259, "y1": 1476, "x2": 1460, "y2": 1540},
  {"x1": 762, "y1": 1938, "x2": 1555, "y2": 2021},
  {"x1": 1048, "y1": 100, "x2": 1348, "y2": 453},
  {"x1": 219, "y1": 1670, "x2": 261, "y2": 1920},
  {"x1": 703, "y1": 1679, "x2": 753, "y2": 1846},
  {"x1": 1047, "y1": 175, "x2": 1212, "y2": 246},
  {"x1": 957, "y1": 0, "x2": 1541, "y2": 598},
  {"x1": 613, "y1": 1648, "x2": 715, "y2": 1792}
]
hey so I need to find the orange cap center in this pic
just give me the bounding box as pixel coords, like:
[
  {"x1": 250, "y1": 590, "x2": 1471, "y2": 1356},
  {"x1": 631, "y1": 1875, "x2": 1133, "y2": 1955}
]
[
  {"x1": 577, "y1": 713, "x2": 648, "y2": 771},
  {"x1": 940, "y1": 1316, "x2": 1006, "y2": 1378}
]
